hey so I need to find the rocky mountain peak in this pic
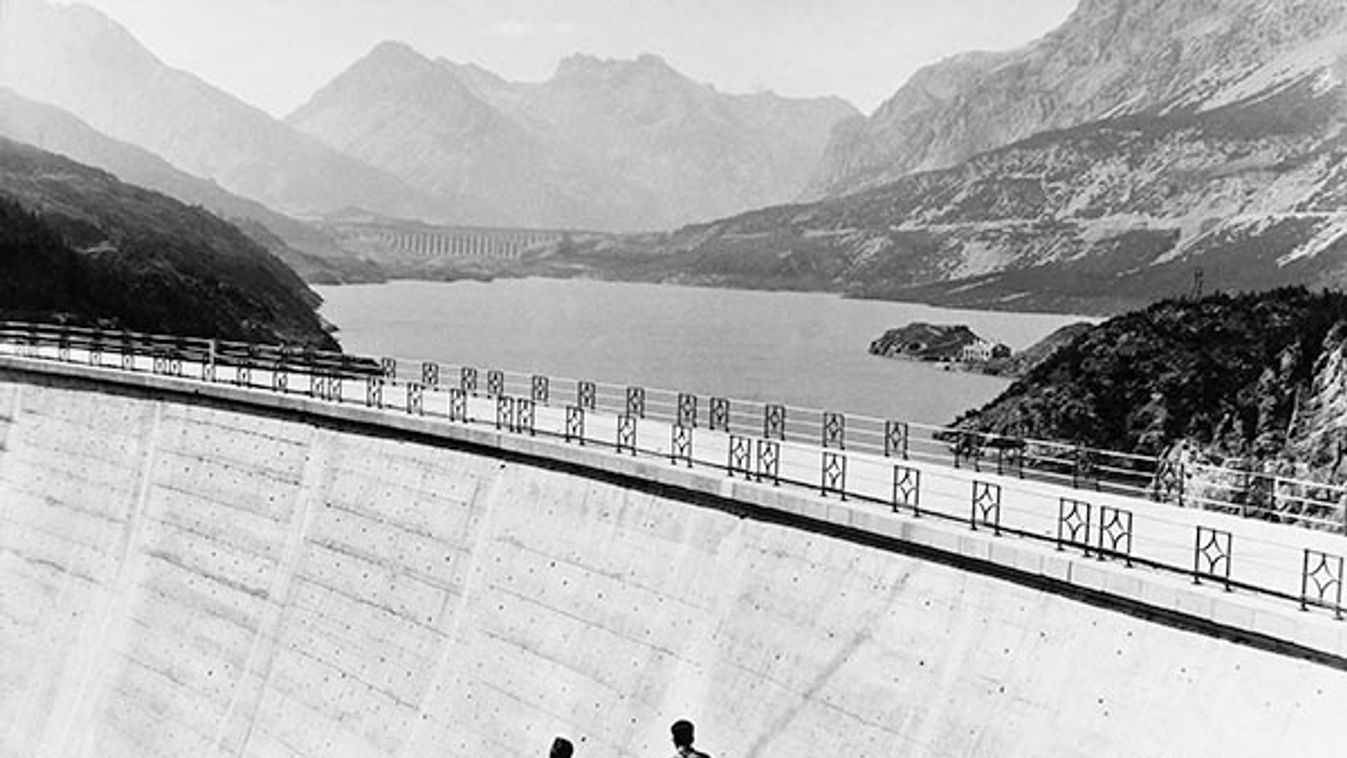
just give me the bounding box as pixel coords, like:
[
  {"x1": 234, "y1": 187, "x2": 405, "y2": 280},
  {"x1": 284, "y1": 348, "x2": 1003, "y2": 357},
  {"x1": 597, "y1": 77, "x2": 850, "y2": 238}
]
[
  {"x1": 805, "y1": 0, "x2": 1347, "y2": 200},
  {"x1": 2, "y1": 0, "x2": 444, "y2": 219},
  {"x1": 551, "y1": 52, "x2": 687, "y2": 87},
  {"x1": 364, "y1": 40, "x2": 431, "y2": 70},
  {"x1": 291, "y1": 40, "x2": 473, "y2": 114},
  {"x1": 2, "y1": 0, "x2": 161, "y2": 91},
  {"x1": 286, "y1": 40, "x2": 856, "y2": 230}
]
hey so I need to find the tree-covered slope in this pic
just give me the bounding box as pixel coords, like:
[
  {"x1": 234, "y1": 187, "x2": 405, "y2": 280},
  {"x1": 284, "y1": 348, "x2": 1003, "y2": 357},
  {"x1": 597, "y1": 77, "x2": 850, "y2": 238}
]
[
  {"x1": 0, "y1": 138, "x2": 337, "y2": 348},
  {"x1": 952, "y1": 288, "x2": 1347, "y2": 461}
]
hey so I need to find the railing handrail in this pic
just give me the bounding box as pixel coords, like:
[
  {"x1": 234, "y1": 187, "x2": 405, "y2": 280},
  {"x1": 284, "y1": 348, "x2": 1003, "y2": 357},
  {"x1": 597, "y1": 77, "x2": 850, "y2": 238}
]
[
  {"x1": 6, "y1": 319, "x2": 1347, "y2": 625},
  {"x1": 2, "y1": 319, "x2": 1345, "y2": 535}
]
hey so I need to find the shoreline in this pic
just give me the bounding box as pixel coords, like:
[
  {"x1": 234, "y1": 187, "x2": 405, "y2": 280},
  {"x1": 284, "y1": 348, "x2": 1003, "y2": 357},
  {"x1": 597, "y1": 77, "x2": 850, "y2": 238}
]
[{"x1": 314, "y1": 274, "x2": 1101, "y2": 326}]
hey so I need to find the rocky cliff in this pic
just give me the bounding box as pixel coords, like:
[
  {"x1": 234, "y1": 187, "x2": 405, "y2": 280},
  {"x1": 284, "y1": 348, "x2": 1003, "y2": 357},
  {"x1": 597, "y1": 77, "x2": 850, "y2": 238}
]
[
  {"x1": 542, "y1": 58, "x2": 1347, "y2": 314},
  {"x1": 807, "y1": 0, "x2": 1347, "y2": 200}
]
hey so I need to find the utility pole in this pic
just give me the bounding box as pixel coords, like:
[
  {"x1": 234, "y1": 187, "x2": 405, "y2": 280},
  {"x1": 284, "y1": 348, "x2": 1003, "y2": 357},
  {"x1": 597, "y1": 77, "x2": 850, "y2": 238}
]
[{"x1": 1189, "y1": 267, "x2": 1204, "y2": 300}]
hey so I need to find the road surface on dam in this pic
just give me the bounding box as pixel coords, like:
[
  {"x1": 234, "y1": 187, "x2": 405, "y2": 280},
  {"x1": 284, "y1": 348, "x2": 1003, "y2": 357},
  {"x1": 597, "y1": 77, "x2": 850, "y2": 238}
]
[{"x1": 1, "y1": 351, "x2": 1346, "y2": 757}]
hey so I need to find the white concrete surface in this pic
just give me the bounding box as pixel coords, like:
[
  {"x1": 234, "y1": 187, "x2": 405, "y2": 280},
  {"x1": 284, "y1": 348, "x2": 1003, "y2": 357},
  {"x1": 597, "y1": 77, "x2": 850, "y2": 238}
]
[{"x1": 1, "y1": 356, "x2": 1346, "y2": 757}]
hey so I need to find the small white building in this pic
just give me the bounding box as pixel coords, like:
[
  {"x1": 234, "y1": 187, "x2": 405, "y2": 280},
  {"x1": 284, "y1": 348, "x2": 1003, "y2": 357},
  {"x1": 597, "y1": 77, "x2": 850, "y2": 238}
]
[{"x1": 960, "y1": 339, "x2": 1010, "y2": 363}]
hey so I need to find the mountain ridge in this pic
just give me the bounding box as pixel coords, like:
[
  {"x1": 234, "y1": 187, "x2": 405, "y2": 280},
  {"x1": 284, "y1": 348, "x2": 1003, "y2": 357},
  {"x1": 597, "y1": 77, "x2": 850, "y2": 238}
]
[
  {"x1": 288, "y1": 40, "x2": 858, "y2": 231},
  {"x1": 0, "y1": 137, "x2": 337, "y2": 347},
  {"x1": 0, "y1": 0, "x2": 446, "y2": 220},
  {"x1": 0, "y1": 88, "x2": 386, "y2": 284},
  {"x1": 488, "y1": 66, "x2": 1347, "y2": 315},
  {"x1": 806, "y1": 0, "x2": 1347, "y2": 200}
]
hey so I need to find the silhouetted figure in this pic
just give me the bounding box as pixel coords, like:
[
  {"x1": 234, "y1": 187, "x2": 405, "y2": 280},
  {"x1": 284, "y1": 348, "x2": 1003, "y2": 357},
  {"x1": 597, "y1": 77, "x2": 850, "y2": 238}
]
[
  {"x1": 670, "y1": 719, "x2": 712, "y2": 758},
  {"x1": 550, "y1": 736, "x2": 574, "y2": 758}
]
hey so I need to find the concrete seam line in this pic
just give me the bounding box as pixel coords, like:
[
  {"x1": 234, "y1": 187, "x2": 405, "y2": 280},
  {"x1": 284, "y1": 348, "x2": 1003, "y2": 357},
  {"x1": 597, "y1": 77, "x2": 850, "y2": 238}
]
[
  {"x1": 35, "y1": 393, "x2": 162, "y2": 757},
  {"x1": 4, "y1": 360, "x2": 1345, "y2": 671}
]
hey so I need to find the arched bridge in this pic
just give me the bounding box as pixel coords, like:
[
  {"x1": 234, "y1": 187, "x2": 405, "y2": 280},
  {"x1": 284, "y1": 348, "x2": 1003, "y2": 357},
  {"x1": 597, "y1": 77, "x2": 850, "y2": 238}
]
[{"x1": 0, "y1": 323, "x2": 1344, "y2": 757}]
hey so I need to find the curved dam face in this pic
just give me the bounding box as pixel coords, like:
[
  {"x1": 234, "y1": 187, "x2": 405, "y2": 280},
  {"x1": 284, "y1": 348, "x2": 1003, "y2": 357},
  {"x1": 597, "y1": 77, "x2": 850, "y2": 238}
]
[{"x1": 0, "y1": 368, "x2": 1343, "y2": 758}]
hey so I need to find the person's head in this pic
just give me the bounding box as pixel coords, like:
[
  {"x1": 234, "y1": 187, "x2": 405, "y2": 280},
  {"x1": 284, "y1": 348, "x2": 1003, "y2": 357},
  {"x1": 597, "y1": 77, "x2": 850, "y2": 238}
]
[
  {"x1": 550, "y1": 737, "x2": 574, "y2": 758},
  {"x1": 671, "y1": 720, "x2": 695, "y2": 749}
]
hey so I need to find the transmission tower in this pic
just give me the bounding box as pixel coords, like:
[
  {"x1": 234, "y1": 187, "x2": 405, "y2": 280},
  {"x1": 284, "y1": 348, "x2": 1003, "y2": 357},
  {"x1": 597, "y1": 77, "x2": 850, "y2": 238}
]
[{"x1": 1189, "y1": 267, "x2": 1204, "y2": 300}]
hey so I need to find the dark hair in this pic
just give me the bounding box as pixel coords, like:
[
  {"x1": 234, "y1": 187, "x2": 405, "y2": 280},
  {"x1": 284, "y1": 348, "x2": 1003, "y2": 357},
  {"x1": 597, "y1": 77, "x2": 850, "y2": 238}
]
[
  {"x1": 671, "y1": 720, "x2": 695, "y2": 747},
  {"x1": 550, "y1": 737, "x2": 574, "y2": 758}
]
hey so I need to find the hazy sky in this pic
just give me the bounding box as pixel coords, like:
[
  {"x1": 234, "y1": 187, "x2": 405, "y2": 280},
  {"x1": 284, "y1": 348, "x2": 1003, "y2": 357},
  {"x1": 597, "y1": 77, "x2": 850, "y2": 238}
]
[{"x1": 76, "y1": 0, "x2": 1079, "y2": 116}]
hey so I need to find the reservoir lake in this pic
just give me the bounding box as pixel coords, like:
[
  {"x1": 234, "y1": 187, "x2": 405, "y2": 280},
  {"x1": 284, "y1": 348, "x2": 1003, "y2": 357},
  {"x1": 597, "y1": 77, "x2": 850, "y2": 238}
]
[{"x1": 316, "y1": 279, "x2": 1086, "y2": 426}]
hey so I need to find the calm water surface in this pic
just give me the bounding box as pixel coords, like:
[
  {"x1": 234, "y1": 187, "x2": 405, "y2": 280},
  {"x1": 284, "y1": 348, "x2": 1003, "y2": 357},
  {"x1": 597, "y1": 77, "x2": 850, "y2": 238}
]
[{"x1": 316, "y1": 279, "x2": 1086, "y2": 426}]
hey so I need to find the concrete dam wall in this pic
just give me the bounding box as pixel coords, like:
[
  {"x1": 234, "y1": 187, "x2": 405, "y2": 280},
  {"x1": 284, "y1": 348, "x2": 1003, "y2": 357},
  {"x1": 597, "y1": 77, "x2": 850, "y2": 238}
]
[{"x1": 0, "y1": 368, "x2": 1343, "y2": 757}]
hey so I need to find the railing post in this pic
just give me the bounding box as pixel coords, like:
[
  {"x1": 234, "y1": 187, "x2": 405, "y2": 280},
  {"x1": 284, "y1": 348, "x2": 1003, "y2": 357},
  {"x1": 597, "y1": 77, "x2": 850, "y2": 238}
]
[
  {"x1": 626, "y1": 386, "x2": 646, "y2": 419},
  {"x1": 616, "y1": 414, "x2": 637, "y2": 455},
  {"x1": 755, "y1": 439, "x2": 780, "y2": 486},
  {"x1": 763, "y1": 404, "x2": 786, "y2": 441},
  {"x1": 449, "y1": 388, "x2": 468, "y2": 422},
  {"x1": 1056, "y1": 498, "x2": 1092, "y2": 554},
  {"x1": 1301, "y1": 549, "x2": 1345, "y2": 619},
  {"x1": 885, "y1": 421, "x2": 909, "y2": 459},
  {"x1": 892, "y1": 465, "x2": 920, "y2": 516},
  {"x1": 565, "y1": 405, "x2": 585, "y2": 445},
  {"x1": 532, "y1": 375, "x2": 550, "y2": 405},
  {"x1": 89, "y1": 331, "x2": 103, "y2": 367},
  {"x1": 677, "y1": 393, "x2": 697, "y2": 428},
  {"x1": 1193, "y1": 527, "x2": 1232, "y2": 591},
  {"x1": 822, "y1": 412, "x2": 845, "y2": 450},
  {"x1": 709, "y1": 397, "x2": 730, "y2": 432},
  {"x1": 271, "y1": 362, "x2": 288, "y2": 393},
  {"x1": 577, "y1": 381, "x2": 596, "y2": 411},
  {"x1": 496, "y1": 395, "x2": 515, "y2": 430},
  {"x1": 421, "y1": 361, "x2": 440, "y2": 388},
  {"x1": 365, "y1": 377, "x2": 383, "y2": 409},
  {"x1": 821, "y1": 451, "x2": 847, "y2": 500},
  {"x1": 671, "y1": 424, "x2": 693, "y2": 467},
  {"x1": 971, "y1": 480, "x2": 1001, "y2": 536},
  {"x1": 515, "y1": 398, "x2": 536, "y2": 436},
  {"x1": 727, "y1": 435, "x2": 751, "y2": 478},
  {"x1": 1096, "y1": 506, "x2": 1133, "y2": 567}
]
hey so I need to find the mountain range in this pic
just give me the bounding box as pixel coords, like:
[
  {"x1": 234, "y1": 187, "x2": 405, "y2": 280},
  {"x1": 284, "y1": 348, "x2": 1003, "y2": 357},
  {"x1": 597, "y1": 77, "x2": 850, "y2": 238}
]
[
  {"x1": 526, "y1": 0, "x2": 1347, "y2": 313},
  {"x1": 287, "y1": 42, "x2": 858, "y2": 231},
  {"x1": 0, "y1": 88, "x2": 383, "y2": 283},
  {"x1": 805, "y1": 0, "x2": 1347, "y2": 200},
  {"x1": 0, "y1": 0, "x2": 857, "y2": 233},
  {"x1": 0, "y1": 0, "x2": 444, "y2": 220},
  {"x1": 4, "y1": 0, "x2": 1347, "y2": 316}
]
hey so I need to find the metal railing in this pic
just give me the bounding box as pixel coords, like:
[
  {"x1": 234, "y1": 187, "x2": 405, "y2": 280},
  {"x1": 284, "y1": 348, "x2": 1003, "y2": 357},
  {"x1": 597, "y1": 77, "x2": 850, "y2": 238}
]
[
  {"x1": 1, "y1": 320, "x2": 1344, "y2": 622},
  {"x1": 402, "y1": 360, "x2": 1347, "y2": 534}
]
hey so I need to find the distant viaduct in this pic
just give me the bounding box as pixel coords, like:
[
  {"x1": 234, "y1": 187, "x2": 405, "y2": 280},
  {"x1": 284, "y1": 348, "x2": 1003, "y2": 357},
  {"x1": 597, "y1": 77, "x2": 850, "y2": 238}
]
[{"x1": 327, "y1": 221, "x2": 567, "y2": 261}]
